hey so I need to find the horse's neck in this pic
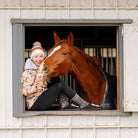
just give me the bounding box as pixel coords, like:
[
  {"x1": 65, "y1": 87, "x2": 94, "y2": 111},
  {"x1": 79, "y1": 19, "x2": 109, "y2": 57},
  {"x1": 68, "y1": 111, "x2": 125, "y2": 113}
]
[
  {"x1": 70, "y1": 47, "x2": 97, "y2": 79},
  {"x1": 69, "y1": 47, "x2": 106, "y2": 104}
]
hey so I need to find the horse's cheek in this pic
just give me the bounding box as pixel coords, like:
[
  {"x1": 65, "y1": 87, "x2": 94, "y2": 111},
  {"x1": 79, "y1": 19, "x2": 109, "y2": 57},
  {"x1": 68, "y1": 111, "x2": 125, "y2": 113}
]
[
  {"x1": 61, "y1": 59, "x2": 71, "y2": 74},
  {"x1": 58, "y1": 64, "x2": 67, "y2": 75}
]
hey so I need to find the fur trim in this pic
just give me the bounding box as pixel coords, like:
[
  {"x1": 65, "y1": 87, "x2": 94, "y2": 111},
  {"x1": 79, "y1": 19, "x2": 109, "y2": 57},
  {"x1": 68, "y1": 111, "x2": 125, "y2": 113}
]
[{"x1": 24, "y1": 58, "x2": 37, "y2": 70}]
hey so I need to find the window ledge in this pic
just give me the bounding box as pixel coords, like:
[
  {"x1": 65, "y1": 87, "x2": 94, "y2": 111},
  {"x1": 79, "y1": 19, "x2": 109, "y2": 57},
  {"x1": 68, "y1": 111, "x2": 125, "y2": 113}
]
[{"x1": 14, "y1": 110, "x2": 131, "y2": 118}]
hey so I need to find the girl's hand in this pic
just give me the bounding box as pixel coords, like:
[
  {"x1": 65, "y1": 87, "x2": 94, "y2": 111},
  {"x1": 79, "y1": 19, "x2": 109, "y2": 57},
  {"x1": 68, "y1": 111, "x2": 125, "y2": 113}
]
[{"x1": 34, "y1": 78, "x2": 39, "y2": 88}]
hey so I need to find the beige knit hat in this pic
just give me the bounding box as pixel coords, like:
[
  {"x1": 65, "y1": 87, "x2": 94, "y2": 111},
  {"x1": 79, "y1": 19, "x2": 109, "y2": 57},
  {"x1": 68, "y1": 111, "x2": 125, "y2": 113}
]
[{"x1": 31, "y1": 41, "x2": 45, "y2": 59}]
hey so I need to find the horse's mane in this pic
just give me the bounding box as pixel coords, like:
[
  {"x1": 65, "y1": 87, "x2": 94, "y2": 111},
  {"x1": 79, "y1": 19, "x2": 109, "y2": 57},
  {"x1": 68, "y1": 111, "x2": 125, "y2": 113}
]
[{"x1": 72, "y1": 45, "x2": 101, "y2": 68}]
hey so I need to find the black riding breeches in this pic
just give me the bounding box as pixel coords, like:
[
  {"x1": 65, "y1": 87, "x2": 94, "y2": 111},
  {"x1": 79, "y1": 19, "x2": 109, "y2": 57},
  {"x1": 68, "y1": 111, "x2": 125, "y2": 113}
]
[{"x1": 29, "y1": 82, "x2": 76, "y2": 111}]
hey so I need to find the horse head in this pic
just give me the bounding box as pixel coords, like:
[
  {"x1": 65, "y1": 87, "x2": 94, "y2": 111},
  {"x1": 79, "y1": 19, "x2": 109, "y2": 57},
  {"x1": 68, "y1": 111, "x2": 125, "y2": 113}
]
[
  {"x1": 39, "y1": 31, "x2": 114, "y2": 107},
  {"x1": 41, "y1": 32, "x2": 74, "y2": 77}
]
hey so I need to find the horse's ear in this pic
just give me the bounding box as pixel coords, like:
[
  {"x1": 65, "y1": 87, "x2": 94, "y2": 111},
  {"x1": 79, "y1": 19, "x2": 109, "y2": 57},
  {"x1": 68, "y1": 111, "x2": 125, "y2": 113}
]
[
  {"x1": 67, "y1": 32, "x2": 74, "y2": 46},
  {"x1": 53, "y1": 31, "x2": 61, "y2": 44}
]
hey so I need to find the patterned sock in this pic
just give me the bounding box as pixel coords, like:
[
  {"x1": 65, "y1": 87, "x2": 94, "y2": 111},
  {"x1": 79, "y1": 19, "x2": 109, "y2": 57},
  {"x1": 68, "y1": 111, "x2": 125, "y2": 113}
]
[
  {"x1": 60, "y1": 94, "x2": 69, "y2": 108},
  {"x1": 72, "y1": 93, "x2": 89, "y2": 108}
]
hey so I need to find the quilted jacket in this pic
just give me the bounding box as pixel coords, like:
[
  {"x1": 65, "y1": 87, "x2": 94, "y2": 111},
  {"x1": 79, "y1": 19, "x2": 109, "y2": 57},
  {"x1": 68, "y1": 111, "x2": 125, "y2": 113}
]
[{"x1": 21, "y1": 59, "x2": 47, "y2": 109}]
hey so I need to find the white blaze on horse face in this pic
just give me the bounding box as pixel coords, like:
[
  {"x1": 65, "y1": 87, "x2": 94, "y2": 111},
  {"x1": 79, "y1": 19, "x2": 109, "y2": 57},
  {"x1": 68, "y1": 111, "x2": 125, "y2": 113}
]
[{"x1": 47, "y1": 45, "x2": 61, "y2": 58}]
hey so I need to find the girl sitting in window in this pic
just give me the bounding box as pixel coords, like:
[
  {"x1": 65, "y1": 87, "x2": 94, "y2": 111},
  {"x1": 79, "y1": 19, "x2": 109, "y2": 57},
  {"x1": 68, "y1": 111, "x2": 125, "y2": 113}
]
[{"x1": 21, "y1": 41, "x2": 100, "y2": 111}]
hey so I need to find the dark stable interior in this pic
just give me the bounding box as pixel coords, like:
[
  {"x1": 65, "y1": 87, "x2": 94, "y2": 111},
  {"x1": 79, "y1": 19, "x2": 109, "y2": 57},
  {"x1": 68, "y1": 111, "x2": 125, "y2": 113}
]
[{"x1": 25, "y1": 26, "x2": 116, "y2": 50}]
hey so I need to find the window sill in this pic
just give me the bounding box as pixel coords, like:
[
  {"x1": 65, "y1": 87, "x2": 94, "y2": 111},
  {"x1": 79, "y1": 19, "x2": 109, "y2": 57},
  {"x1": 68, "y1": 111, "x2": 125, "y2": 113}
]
[{"x1": 14, "y1": 110, "x2": 131, "y2": 118}]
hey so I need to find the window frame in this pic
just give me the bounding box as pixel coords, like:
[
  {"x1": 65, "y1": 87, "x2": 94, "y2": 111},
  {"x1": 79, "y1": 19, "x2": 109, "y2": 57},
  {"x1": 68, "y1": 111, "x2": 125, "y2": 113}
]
[{"x1": 11, "y1": 19, "x2": 132, "y2": 117}]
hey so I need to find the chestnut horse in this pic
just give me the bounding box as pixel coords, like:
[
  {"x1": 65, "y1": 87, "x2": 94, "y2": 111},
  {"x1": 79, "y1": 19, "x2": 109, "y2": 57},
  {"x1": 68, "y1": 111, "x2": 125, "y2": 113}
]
[{"x1": 41, "y1": 32, "x2": 116, "y2": 109}]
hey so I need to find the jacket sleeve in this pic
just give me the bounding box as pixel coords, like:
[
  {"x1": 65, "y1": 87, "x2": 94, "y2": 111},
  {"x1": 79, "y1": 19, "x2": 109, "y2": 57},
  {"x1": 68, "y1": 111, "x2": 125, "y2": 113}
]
[{"x1": 21, "y1": 69, "x2": 37, "y2": 96}]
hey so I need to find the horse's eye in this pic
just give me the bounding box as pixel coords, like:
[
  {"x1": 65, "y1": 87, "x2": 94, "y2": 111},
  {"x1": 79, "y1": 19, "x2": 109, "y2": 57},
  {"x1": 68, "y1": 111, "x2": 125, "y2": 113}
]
[{"x1": 62, "y1": 52, "x2": 67, "y2": 55}]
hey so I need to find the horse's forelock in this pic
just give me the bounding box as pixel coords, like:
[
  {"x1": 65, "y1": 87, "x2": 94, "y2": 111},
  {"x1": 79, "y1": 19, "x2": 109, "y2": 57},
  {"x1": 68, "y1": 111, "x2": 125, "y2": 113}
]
[
  {"x1": 50, "y1": 40, "x2": 72, "y2": 53},
  {"x1": 54, "y1": 39, "x2": 67, "y2": 46},
  {"x1": 48, "y1": 40, "x2": 73, "y2": 59}
]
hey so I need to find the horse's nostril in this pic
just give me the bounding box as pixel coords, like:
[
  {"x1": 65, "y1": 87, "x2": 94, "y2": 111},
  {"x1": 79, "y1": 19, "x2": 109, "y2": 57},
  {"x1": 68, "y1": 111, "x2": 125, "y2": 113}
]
[{"x1": 44, "y1": 66, "x2": 48, "y2": 71}]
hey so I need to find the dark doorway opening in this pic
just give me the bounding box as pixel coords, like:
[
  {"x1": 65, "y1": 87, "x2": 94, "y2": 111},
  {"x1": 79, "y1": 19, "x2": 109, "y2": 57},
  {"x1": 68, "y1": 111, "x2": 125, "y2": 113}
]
[{"x1": 25, "y1": 26, "x2": 116, "y2": 49}]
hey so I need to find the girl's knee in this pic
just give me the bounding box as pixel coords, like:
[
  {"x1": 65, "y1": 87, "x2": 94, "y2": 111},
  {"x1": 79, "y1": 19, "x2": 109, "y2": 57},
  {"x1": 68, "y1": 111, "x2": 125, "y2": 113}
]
[{"x1": 57, "y1": 81, "x2": 64, "y2": 89}]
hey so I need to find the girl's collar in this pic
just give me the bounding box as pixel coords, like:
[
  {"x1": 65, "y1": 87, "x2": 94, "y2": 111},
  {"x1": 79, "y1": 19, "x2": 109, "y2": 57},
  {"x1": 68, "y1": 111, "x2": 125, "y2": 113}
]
[{"x1": 24, "y1": 58, "x2": 38, "y2": 70}]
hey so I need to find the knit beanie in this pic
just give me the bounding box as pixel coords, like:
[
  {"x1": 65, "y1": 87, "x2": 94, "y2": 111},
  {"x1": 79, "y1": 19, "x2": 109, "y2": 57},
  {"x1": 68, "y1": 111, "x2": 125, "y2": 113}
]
[{"x1": 30, "y1": 41, "x2": 45, "y2": 59}]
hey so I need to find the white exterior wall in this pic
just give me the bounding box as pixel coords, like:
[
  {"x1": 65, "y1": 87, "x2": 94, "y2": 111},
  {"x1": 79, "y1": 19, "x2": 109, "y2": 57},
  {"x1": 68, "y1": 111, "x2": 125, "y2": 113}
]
[{"x1": 0, "y1": 0, "x2": 138, "y2": 137}]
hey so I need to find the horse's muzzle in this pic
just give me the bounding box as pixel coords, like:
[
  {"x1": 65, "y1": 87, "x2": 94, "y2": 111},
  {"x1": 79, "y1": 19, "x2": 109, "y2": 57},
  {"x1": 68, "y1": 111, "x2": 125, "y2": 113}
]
[
  {"x1": 43, "y1": 66, "x2": 48, "y2": 71},
  {"x1": 43, "y1": 66, "x2": 51, "y2": 76}
]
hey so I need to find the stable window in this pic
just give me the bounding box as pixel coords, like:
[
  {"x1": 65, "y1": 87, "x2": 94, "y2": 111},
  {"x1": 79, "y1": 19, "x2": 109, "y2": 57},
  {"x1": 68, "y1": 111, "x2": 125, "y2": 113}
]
[{"x1": 12, "y1": 19, "x2": 132, "y2": 117}]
